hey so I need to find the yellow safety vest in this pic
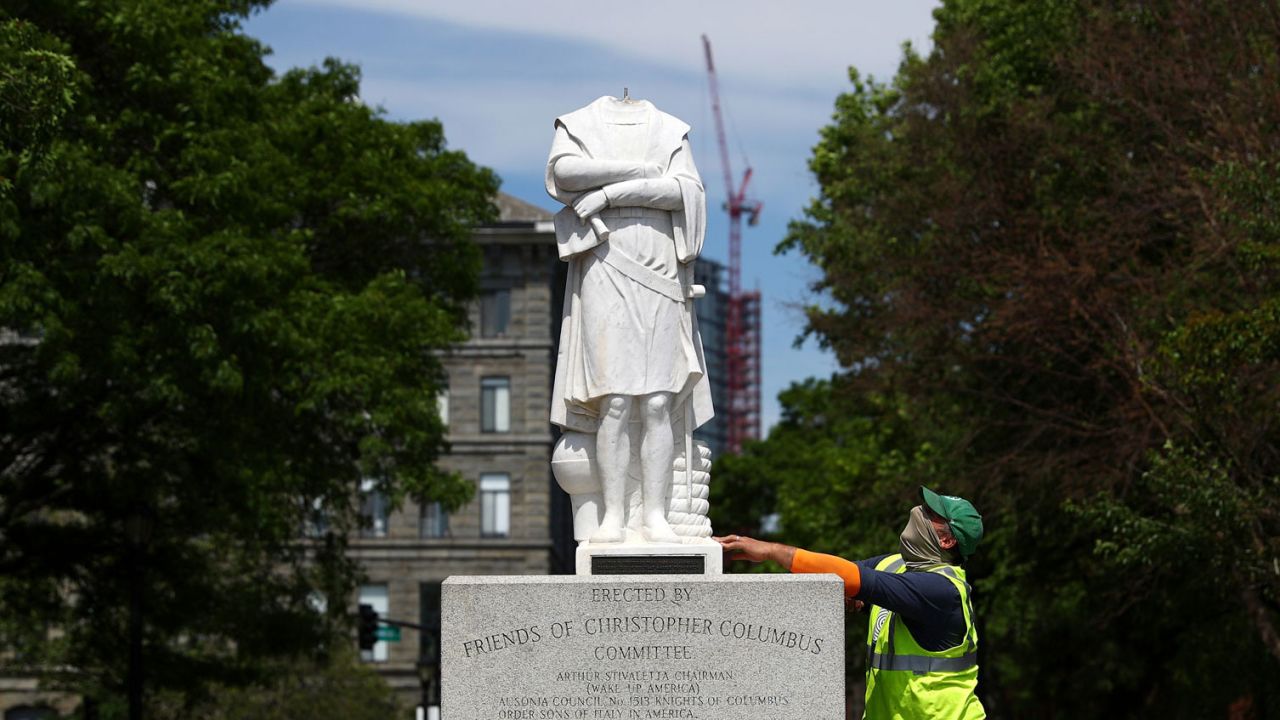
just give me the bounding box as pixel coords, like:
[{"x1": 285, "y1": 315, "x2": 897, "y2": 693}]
[{"x1": 863, "y1": 554, "x2": 986, "y2": 720}]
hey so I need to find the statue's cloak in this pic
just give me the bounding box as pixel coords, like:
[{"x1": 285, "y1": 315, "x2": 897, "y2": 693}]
[{"x1": 545, "y1": 97, "x2": 714, "y2": 435}]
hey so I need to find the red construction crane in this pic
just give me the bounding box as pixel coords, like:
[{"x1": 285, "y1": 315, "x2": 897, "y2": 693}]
[{"x1": 702, "y1": 34, "x2": 762, "y2": 453}]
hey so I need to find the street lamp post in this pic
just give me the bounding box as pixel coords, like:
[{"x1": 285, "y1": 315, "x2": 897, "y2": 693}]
[
  {"x1": 125, "y1": 512, "x2": 153, "y2": 720},
  {"x1": 416, "y1": 660, "x2": 440, "y2": 720}
]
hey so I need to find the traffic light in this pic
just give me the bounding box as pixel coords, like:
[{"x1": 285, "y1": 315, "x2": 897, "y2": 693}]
[{"x1": 358, "y1": 603, "x2": 379, "y2": 651}]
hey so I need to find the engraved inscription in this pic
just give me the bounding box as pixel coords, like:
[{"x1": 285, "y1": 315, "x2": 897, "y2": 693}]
[{"x1": 444, "y1": 578, "x2": 840, "y2": 720}]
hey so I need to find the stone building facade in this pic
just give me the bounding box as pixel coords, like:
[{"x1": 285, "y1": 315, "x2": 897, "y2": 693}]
[
  {"x1": 350, "y1": 193, "x2": 733, "y2": 715},
  {"x1": 0, "y1": 193, "x2": 730, "y2": 720},
  {"x1": 349, "y1": 193, "x2": 574, "y2": 714},
  {"x1": 0, "y1": 194, "x2": 573, "y2": 720}
]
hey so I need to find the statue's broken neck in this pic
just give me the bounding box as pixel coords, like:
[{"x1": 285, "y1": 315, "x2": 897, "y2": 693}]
[{"x1": 601, "y1": 95, "x2": 650, "y2": 124}]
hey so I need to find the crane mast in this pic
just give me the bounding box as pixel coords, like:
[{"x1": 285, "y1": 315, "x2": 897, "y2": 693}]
[{"x1": 702, "y1": 34, "x2": 761, "y2": 453}]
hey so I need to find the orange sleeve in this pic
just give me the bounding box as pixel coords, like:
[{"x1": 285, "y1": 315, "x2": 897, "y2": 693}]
[{"x1": 790, "y1": 548, "x2": 861, "y2": 598}]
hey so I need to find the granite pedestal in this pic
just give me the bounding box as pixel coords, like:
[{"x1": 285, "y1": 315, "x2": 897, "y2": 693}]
[{"x1": 442, "y1": 575, "x2": 844, "y2": 720}]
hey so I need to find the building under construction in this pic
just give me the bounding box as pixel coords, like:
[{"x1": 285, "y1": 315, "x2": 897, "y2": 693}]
[{"x1": 703, "y1": 34, "x2": 763, "y2": 453}]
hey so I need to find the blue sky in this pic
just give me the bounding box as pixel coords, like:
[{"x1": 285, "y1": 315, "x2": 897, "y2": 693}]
[{"x1": 244, "y1": 0, "x2": 940, "y2": 432}]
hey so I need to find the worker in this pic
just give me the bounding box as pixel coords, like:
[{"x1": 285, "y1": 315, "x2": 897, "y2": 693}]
[{"x1": 715, "y1": 486, "x2": 986, "y2": 719}]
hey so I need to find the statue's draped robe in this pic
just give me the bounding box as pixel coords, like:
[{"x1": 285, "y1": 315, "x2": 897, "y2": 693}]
[{"x1": 546, "y1": 97, "x2": 713, "y2": 435}]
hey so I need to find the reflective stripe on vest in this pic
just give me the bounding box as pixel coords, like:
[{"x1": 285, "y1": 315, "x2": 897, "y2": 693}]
[
  {"x1": 868, "y1": 650, "x2": 978, "y2": 673},
  {"x1": 924, "y1": 563, "x2": 979, "y2": 653}
]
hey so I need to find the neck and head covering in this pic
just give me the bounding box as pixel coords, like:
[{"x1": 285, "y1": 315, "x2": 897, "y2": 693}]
[
  {"x1": 900, "y1": 487, "x2": 985, "y2": 570},
  {"x1": 899, "y1": 505, "x2": 953, "y2": 570}
]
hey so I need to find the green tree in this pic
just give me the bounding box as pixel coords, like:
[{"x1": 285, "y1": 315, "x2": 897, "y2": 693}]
[
  {"x1": 0, "y1": 17, "x2": 76, "y2": 180},
  {"x1": 148, "y1": 647, "x2": 403, "y2": 720},
  {"x1": 0, "y1": 0, "x2": 496, "y2": 712},
  {"x1": 714, "y1": 379, "x2": 946, "y2": 561},
  {"x1": 711, "y1": 378, "x2": 950, "y2": 702},
  {"x1": 720, "y1": 0, "x2": 1280, "y2": 715}
]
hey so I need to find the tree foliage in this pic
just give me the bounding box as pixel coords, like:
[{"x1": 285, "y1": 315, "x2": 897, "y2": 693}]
[
  {"x1": 718, "y1": 0, "x2": 1280, "y2": 715},
  {"x1": 711, "y1": 379, "x2": 954, "y2": 697},
  {"x1": 0, "y1": 0, "x2": 496, "y2": 710},
  {"x1": 147, "y1": 647, "x2": 403, "y2": 720}
]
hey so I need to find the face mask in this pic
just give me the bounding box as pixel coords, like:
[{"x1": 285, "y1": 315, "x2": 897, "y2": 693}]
[{"x1": 899, "y1": 505, "x2": 950, "y2": 569}]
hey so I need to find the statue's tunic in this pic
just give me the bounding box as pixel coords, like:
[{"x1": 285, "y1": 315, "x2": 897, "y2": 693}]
[{"x1": 546, "y1": 97, "x2": 714, "y2": 434}]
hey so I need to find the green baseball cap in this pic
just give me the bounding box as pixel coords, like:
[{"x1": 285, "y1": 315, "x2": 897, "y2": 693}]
[{"x1": 921, "y1": 486, "x2": 984, "y2": 559}]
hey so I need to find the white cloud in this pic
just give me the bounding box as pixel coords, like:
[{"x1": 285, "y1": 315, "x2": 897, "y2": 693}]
[
  {"x1": 360, "y1": 71, "x2": 833, "y2": 201},
  {"x1": 292, "y1": 0, "x2": 937, "y2": 91},
  {"x1": 254, "y1": 0, "x2": 941, "y2": 433}
]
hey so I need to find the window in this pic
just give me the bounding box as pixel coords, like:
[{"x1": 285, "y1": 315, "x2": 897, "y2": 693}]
[
  {"x1": 359, "y1": 478, "x2": 389, "y2": 538},
  {"x1": 358, "y1": 584, "x2": 388, "y2": 662},
  {"x1": 420, "y1": 582, "x2": 442, "y2": 664},
  {"x1": 437, "y1": 387, "x2": 449, "y2": 428},
  {"x1": 420, "y1": 501, "x2": 449, "y2": 539},
  {"x1": 302, "y1": 497, "x2": 329, "y2": 538},
  {"x1": 480, "y1": 377, "x2": 510, "y2": 433},
  {"x1": 480, "y1": 288, "x2": 511, "y2": 338},
  {"x1": 479, "y1": 473, "x2": 511, "y2": 538}
]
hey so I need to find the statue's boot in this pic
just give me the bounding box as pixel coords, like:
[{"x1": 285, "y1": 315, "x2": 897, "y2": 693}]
[
  {"x1": 642, "y1": 511, "x2": 680, "y2": 543},
  {"x1": 590, "y1": 514, "x2": 625, "y2": 543}
]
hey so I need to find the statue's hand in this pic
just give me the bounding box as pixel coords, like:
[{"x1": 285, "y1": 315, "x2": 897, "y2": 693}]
[{"x1": 572, "y1": 189, "x2": 608, "y2": 219}]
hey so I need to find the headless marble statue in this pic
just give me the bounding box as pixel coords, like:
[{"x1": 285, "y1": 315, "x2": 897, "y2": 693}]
[{"x1": 546, "y1": 95, "x2": 714, "y2": 545}]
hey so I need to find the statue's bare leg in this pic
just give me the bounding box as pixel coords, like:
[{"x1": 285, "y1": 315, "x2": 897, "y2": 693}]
[
  {"x1": 591, "y1": 394, "x2": 631, "y2": 543},
  {"x1": 640, "y1": 392, "x2": 680, "y2": 543}
]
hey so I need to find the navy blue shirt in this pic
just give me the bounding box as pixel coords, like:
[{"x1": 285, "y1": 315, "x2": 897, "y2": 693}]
[{"x1": 855, "y1": 554, "x2": 968, "y2": 652}]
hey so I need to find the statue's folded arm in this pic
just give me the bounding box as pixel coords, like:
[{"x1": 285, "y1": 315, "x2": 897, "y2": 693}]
[
  {"x1": 552, "y1": 156, "x2": 652, "y2": 192},
  {"x1": 603, "y1": 178, "x2": 683, "y2": 211}
]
